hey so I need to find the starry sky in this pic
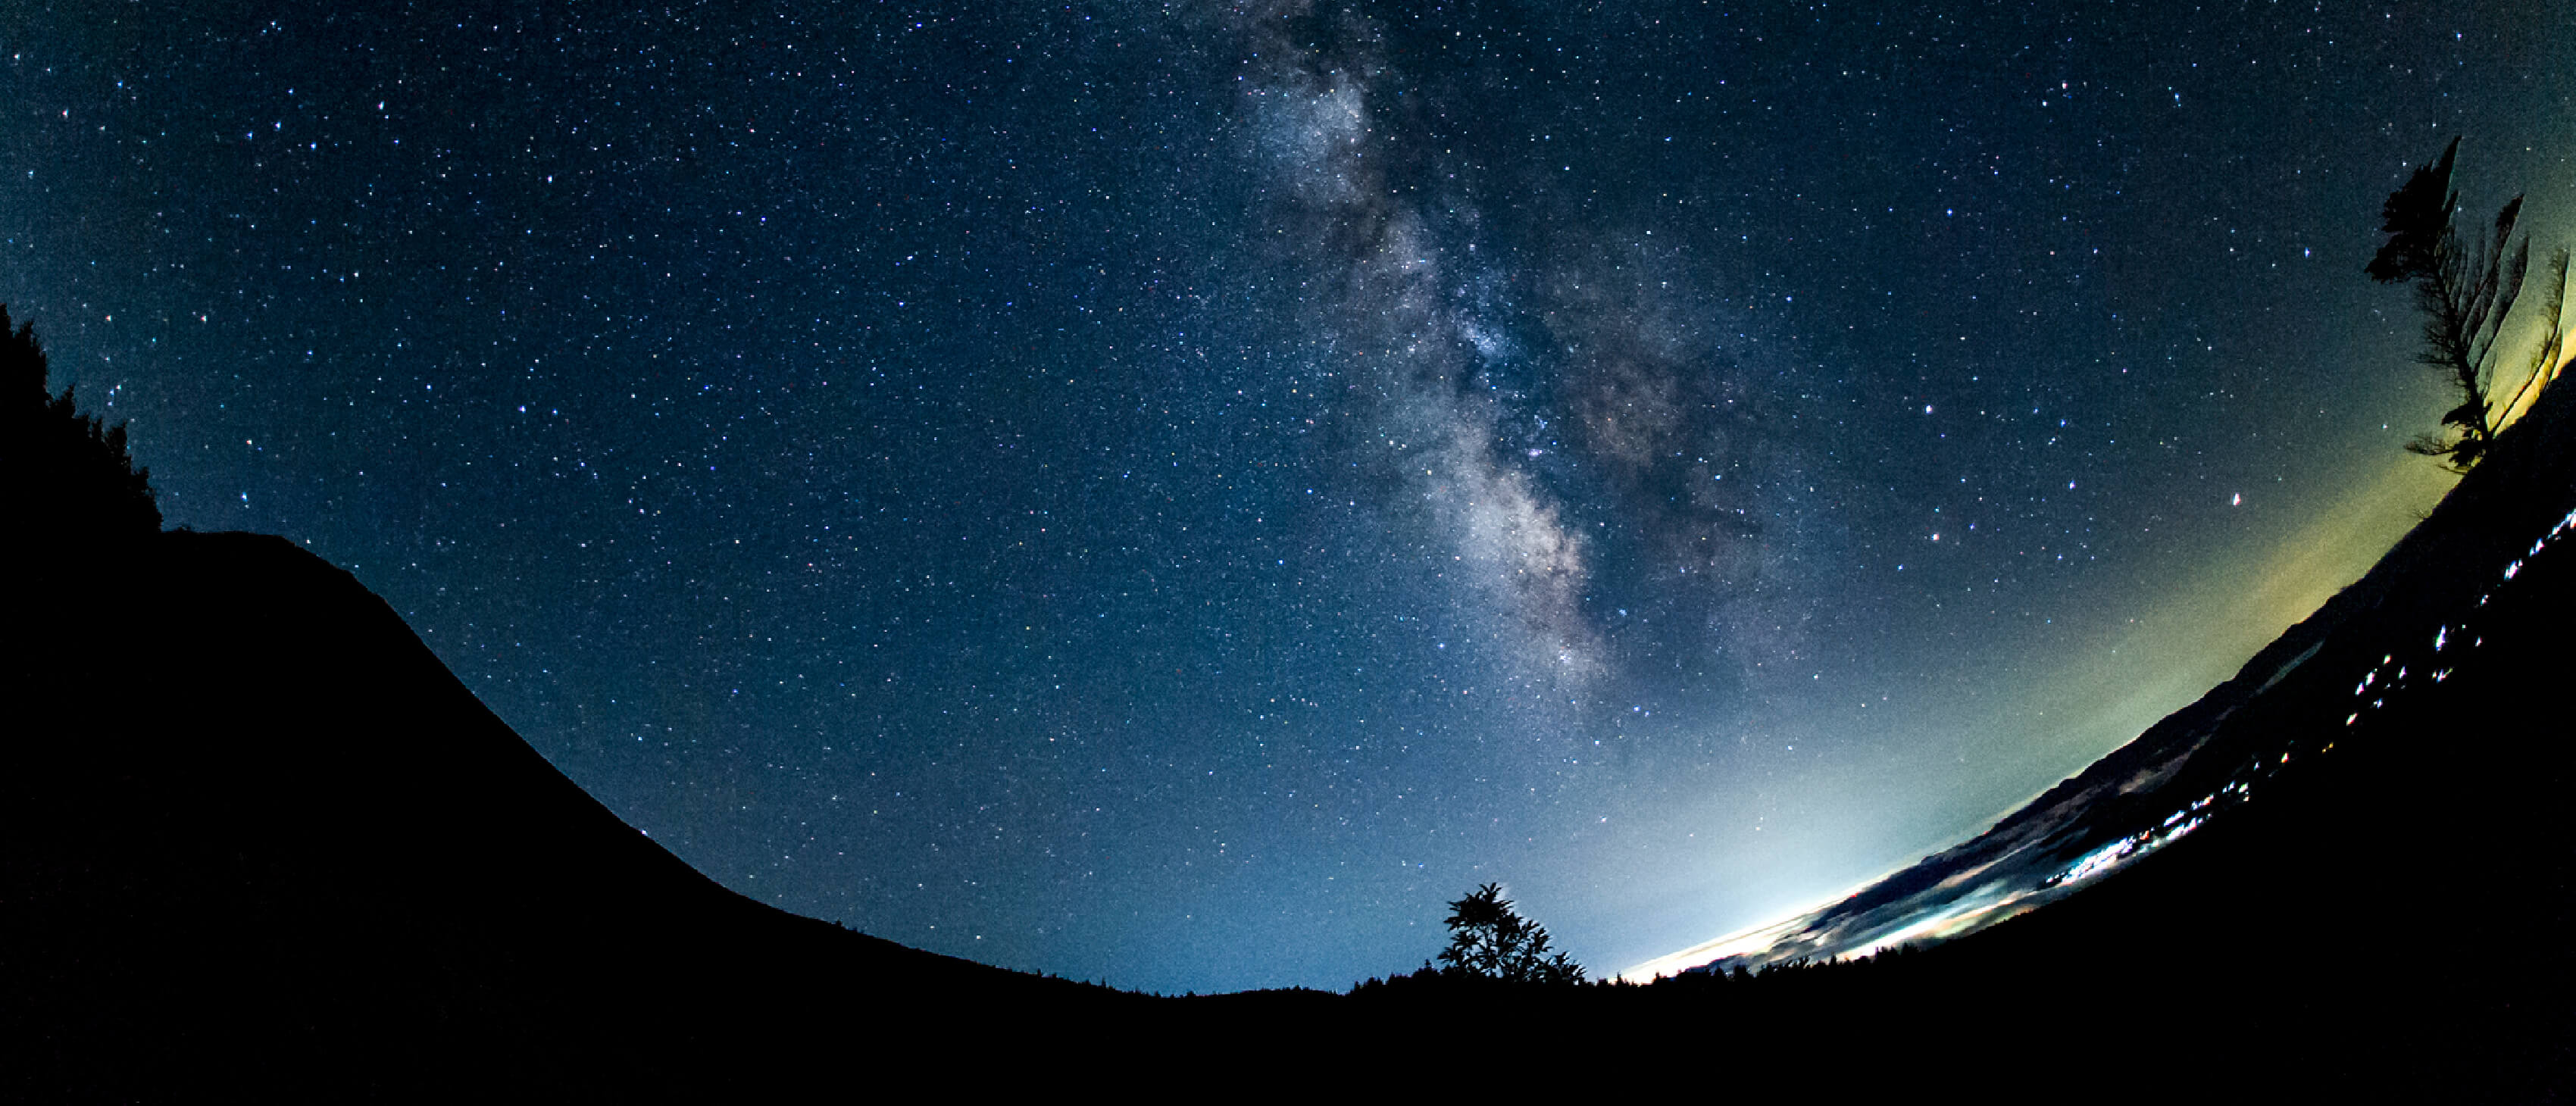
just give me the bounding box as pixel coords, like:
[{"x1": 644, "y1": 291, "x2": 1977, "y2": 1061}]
[{"x1": 5, "y1": 1, "x2": 2570, "y2": 994}]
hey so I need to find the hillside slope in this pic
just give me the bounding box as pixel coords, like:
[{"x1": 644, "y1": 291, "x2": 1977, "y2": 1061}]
[
  {"x1": 2, "y1": 530, "x2": 1143, "y2": 1097},
  {"x1": 1618, "y1": 375, "x2": 2576, "y2": 1096},
  {"x1": 8, "y1": 384, "x2": 2570, "y2": 1096}
]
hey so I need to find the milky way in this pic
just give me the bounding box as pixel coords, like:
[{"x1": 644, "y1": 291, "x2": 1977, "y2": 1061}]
[
  {"x1": 1232, "y1": 2, "x2": 1836, "y2": 736},
  {"x1": 4, "y1": 1, "x2": 2568, "y2": 992}
]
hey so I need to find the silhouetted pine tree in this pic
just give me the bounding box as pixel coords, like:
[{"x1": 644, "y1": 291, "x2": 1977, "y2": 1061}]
[
  {"x1": 2368, "y1": 139, "x2": 2573, "y2": 470},
  {"x1": 2, "y1": 305, "x2": 159, "y2": 544}
]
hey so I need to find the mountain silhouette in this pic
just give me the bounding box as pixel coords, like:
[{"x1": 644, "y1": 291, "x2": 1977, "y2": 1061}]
[{"x1": 3, "y1": 530, "x2": 1159, "y2": 1098}]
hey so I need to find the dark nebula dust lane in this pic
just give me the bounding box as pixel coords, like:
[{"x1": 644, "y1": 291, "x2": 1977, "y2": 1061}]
[
  {"x1": 3, "y1": 2, "x2": 2569, "y2": 992},
  {"x1": 1229, "y1": 3, "x2": 1846, "y2": 746}
]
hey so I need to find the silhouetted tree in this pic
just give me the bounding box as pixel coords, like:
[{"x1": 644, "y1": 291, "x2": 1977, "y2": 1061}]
[
  {"x1": 2367, "y1": 139, "x2": 2572, "y2": 470},
  {"x1": 2, "y1": 305, "x2": 159, "y2": 541},
  {"x1": 1437, "y1": 883, "x2": 1584, "y2": 985},
  {"x1": 2492, "y1": 247, "x2": 2574, "y2": 430}
]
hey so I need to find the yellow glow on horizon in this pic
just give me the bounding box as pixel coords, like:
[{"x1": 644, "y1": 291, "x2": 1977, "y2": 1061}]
[
  {"x1": 2037, "y1": 448, "x2": 2454, "y2": 767},
  {"x1": 2491, "y1": 188, "x2": 2576, "y2": 432},
  {"x1": 2231, "y1": 451, "x2": 2458, "y2": 630},
  {"x1": 2491, "y1": 330, "x2": 2568, "y2": 433},
  {"x1": 1632, "y1": 446, "x2": 2462, "y2": 980}
]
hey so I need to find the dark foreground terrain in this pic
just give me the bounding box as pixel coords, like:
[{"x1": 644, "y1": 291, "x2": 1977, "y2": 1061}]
[
  {"x1": 5, "y1": 528, "x2": 1166, "y2": 1098},
  {"x1": 8, "y1": 402, "x2": 2573, "y2": 1100}
]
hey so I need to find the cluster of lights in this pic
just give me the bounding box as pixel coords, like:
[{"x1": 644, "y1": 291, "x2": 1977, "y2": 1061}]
[
  {"x1": 2052, "y1": 790, "x2": 2223, "y2": 887},
  {"x1": 2348, "y1": 651, "x2": 2416, "y2": 726},
  {"x1": 1696, "y1": 495, "x2": 2576, "y2": 973},
  {"x1": 2345, "y1": 505, "x2": 2576, "y2": 726},
  {"x1": 2053, "y1": 504, "x2": 2576, "y2": 892},
  {"x1": 2521, "y1": 505, "x2": 2576, "y2": 561}
]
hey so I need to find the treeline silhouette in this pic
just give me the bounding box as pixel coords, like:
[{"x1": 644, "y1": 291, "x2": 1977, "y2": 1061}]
[
  {"x1": 0, "y1": 309, "x2": 1171, "y2": 1098},
  {"x1": 2, "y1": 305, "x2": 159, "y2": 545},
  {"x1": 1349, "y1": 942, "x2": 1924, "y2": 1001}
]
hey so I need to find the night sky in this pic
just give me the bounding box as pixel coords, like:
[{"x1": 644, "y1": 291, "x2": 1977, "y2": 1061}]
[{"x1": 6, "y1": 1, "x2": 2569, "y2": 994}]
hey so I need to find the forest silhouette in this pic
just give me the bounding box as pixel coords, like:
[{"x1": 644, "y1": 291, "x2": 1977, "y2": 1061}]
[{"x1": 3, "y1": 304, "x2": 159, "y2": 548}]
